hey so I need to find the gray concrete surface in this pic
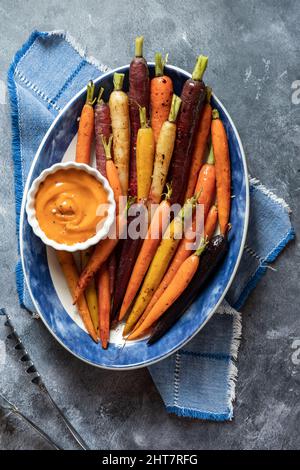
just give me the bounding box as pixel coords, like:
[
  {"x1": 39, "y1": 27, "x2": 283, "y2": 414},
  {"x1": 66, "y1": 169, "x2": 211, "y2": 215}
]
[{"x1": 0, "y1": 0, "x2": 299, "y2": 450}]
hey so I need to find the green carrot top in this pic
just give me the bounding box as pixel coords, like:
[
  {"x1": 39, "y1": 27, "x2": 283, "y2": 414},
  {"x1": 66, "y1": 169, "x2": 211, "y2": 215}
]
[
  {"x1": 177, "y1": 194, "x2": 198, "y2": 222},
  {"x1": 97, "y1": 87, "x2": 105, "y2": 104},
  {"x1": 195, "y1": 238, "x2": 207, "y2": 256},
  {"x1": 154, "y1": 52, "x2": 163, "y2": 77},
  {"x1": 139, "y1": 106, "x2": 148, "y2": 128},
  {"x1": 135, "y1": 36, "x2": 144, "y2": 57},
  {"x1": 192, "y1": 55, "x2": 208, "y2": 81},
  {"x1": 101, "y1": 134, "x2": 113, "y2": 160},
  {"x1": 113, "y1": 73, "x2": 125, "y2": 91},
  {"x1": 86, "y1": 80, "x2": 96, "y2": 106},
  {"x1": 212, "y1": 109, "x2": 220, "y2": 120},
  {"x1": 207, "y1": 144, "x2": 215, "y2": 165},
  {"x1": 163, "y1": 182, "x2": 173, "y2": 201},
  {"x1": 168, "y1": 94, "x2": 182, "y2": 123}
]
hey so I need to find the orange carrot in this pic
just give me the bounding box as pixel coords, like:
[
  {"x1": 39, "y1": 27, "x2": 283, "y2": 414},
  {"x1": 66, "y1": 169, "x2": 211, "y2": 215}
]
[
  {"x1": 75, "y1": 80, "x2": 96, "y2": 164},
  {"x1": 128, "y1": 243, "x2": 206, "y2": 340},
  {"x1": 150, "y1": 53, "x2": 173, "y2": 144},
  {"x1": 97, "y1": 262, "x2": 110, "y2": 349},
  {"x1": 56, "y1": 251, "x2": 98, "y2": 342},
  {"x1": 137, "y1": 204, "x2": 218, "y2": 326},
  {"x1": 185, "y1": 88, "x2": 212, "y2": 200},
  {"x1": 123, "y1": 196, "x2": 196, "y2": 336},
  {"x1": 195, "y1": 144, "x2": 216, "y2": 221},
  {"x1": 204, "y1": 204, "x2": 218, "y2": 240},
  {"x1": 74, "y1": 207, "x2": 127, "y2": 303},
  {"x1": 118, "y1": 185, "x2": 172, "y2": 321},
  {"x1": 211, "y1": 109, "x2": 231, "y2": 235}
]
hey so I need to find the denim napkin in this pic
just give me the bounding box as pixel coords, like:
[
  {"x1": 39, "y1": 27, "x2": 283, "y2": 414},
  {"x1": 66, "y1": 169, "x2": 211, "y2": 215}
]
[{"x1": 7, "y1": 31, "x2": 294, "y2": 421}]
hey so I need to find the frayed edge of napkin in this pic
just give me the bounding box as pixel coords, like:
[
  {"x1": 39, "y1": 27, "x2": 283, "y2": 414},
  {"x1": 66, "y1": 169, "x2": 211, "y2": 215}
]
[
  {"x1": 47, "y1": 30, "x2": 110, "y2": 73},
  {"x1": 167, "y1": 304, "x2": 242, "y2": 421}
]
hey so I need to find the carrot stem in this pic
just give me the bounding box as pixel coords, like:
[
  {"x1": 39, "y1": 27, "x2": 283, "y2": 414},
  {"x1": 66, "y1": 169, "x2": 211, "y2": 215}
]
[
  {"x1": 195, "y1": 238, "x2": 207, "y2": 256},
  {"x1": 192, "y1": 55, "x2": 208, "y2": 81},
  {"x1": 113, "y1": 73, "x2": 125, "y2": 91},
  {"x1": 212, "y1": 109, "x2": 220, "y2": 120},
  {"x1": 163, "y1": 182, "x2": 173, "y2": 200},
  {"x1": 101, "y1": 134, "x2": 113, "y2": 160},
  {"x1": 139, "y1": 106, "x2": 147, "y2": 128},
  {"x1": 97, "y1": 86, "x2": 104, "y2": 103},
  {"x1": 207, "y1": 144, "x2": 215, "y2": 165},
  {"x1": 168, "y1": 94, "x2": 182, "y2": 123},
  {"x1": 86, "y1": 80, "x2": 96, "y2": 105},
  {"x1": 154, "y1": 52, "x2": 164, "y2": 77},
  {"x1": 135, "y1": 36, "x2": 144, "y2": 57}
]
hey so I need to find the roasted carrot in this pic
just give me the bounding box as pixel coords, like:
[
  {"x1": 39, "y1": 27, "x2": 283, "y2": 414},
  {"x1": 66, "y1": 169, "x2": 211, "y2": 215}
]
[
  {"x1": 204, "y1": 204, "x2": 218, "y2": 240},
  {"x1": 169, "y1": 56, "x2": 208, "y2": 206},
  {"x1": 148, "y1": 94, "x2": 181, "y2": 206},
  {"x1": 194, "y1": 144, "x2": 216, "y2": 221},
  {"x1": 138, "y1": 203, "x2": 218, "y2": 322},
  {"x1": 56, "y1": 251, "x2": 98, "y2": 342},
  {"x1": 119, "y1": 185, "x2": 172, "y2": 321},
  {"x1": 185, "y1": 88, "x2": 212, "y2": 200},
  {"x1": 112, "y1": 200, "x2": 147, "y2": 319},
  {"x1": 108, "y1": 252, "x2": 116, "y2": 297},
  {"x1": 109, "y1": 73, "x2": 130, "y2": 195},
  {"x1": 150, "y1": 52, "x2": 173, "y2": 144},
  {"x1": 129, "y1": 36, "x2": 150, "y2": 196},
  {"x1": 95, "y1": 87, "x2": 111, "y2": 177},
  {"x1": 81, "y1": 248, "x2": 99, "y2": 335},
  {"x1": 211, "y1": 109, "x2": 231, "y2": 235},
  {"x1": 97, "y1": 262, "x2": 110, "y2": 349},
  {"x1": 123, "y1": 196, "x2": 196, "y2": 336},
  {"x1": 128, "y1": 243, "x2": 206, "y2": 340},
  {"x1": 75, "y1": 80, "x2": 96, "y2": 164},
  {"x1": 102, "y1": 135, "x2": 123, "y2": 214},
  {"x1": 74, "y1": 207, "x2": 127, "y2": 302},
  {"x1": 136, "y1": 106, "x2": 155, "y2": 202},
  {"x1": 148, "y1": 235, "x2": 228, "y2": 344}
]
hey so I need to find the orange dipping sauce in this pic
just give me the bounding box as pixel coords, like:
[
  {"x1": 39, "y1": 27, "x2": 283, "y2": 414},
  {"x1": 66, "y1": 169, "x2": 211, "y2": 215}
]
[{"x1": 35, "y1": 169, "x2": 108, "y2": 245}]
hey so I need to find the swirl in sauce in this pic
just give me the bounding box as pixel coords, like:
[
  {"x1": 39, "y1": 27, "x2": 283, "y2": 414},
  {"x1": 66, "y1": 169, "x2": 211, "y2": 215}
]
[{"x1": 35, "y1": 169, "x2": 108, "y2": 245}]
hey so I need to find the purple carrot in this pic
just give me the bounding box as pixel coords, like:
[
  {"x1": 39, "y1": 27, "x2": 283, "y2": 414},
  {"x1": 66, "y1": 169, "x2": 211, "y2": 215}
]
[
  {"x1": 128, "y1": 36, "x2": 150, "y2": 196},
  {"x1": 169, "y1": 55, "x2": 208, "y2": 207},
  {"x1": 94, "y1": 87, "x2": 112, "y2": 177}
]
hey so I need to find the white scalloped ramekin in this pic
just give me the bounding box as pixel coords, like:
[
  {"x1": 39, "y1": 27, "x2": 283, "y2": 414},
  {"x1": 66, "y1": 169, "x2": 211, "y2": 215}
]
[{"x1": 26, "y1": 161, "x2": 116, "y2": 252}]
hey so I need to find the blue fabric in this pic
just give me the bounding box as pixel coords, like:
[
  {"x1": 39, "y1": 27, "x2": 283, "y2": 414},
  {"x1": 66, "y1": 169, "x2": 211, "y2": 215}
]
[{"x1": 7, "y1": 31, "x2": 295, "y2": 421}]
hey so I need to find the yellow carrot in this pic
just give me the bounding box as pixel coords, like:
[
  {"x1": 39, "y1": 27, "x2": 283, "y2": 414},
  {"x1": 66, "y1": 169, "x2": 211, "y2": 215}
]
[
  {"x1": 128, "y1": 243, "x2": 206, "y2": 340},
  {"x1": 56, "y1": 251, "x2": 98, "y2": 342},
  {"x1": 119, "y1": 185, "x2": 172, "y2": 321},
  {"x1": 136, "y1": 107, "x2": 155, "y2": 201},
  {"x1": 148, "y1": 94, "x2": 181, "y2": 206},
  {"x1": 123, "y1": 196, "x2": 196, "y2": 336},
  {"x1": 80, "y1": 248, "x2": 99, "y2": 336}
]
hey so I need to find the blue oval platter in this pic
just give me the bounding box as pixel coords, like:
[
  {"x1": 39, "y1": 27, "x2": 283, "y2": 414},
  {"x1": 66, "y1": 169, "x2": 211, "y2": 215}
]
[{"x1": 20, "y1": 64, "x2": 249, "y2": 369}]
